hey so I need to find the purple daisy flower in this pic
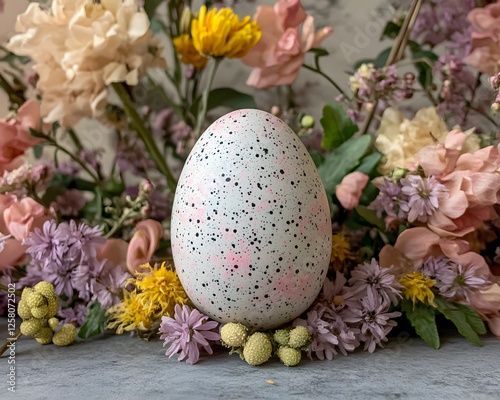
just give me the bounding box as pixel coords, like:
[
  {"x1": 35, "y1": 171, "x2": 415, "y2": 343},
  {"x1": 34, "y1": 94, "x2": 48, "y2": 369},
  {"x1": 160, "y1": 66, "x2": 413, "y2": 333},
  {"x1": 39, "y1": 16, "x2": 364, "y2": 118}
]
[
  {"x1": 159, "y1": 304, "x2": 220, "y2": 364},
  {"x1": 58, "y1": 302, "x2": 89, "y2": 327},
  {"x1": 319, "y1": 273, "x2": 360, "y2": 316},
  {"x1": 349, "y1": 259, "x2": 402, "y2": 306},
  {"x1": 420, "y1": 256, "x2": 454, "y2": 278},
  {"x1": 400, "y1": 175, "x2": 448, "y2": 223},
  {"x1": 344, "y1": 288, "x2": 401, "y2": 353},
  {"x1": 369, "y1": 178, "x2": 408, "y2": 220},
  {"x1": 436, "y1": 263, "x2": 489, "y2": 302},
  {"x1": 66, "y1": 220, "x2": 105, "y2": 262}
]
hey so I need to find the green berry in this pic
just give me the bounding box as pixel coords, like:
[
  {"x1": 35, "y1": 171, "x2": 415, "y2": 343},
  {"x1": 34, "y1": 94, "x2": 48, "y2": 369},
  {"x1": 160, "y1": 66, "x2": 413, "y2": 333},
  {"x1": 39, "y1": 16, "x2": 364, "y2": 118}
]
[
  {"x1": 52, "y1": 324, "x2": 76, "y2": 347},
  {"x1": 48, "y1": 318, "x2": 59, "y2": 331},
  {"x1": 25, "y1": 291, "x2": 45, "y2": 309},
  {"x1": 33, "y1": 281, "x2": 56, "y2": 299},
  {"x1": 288, "y1": 326, "x2": 311, "y2": 349},
  {"x1": 21, "y1": 287, "x2": 32, "y2": 300},
  {"x1": 35, "y1": 327, "x2": 53, "y2": 345},
  {"x1": 242, "y1": 333, "x2": 272, "y2": 366},
  {"x1": 277, "y1": 346, "x2": 302, "y2": 366},
  {"x1": 273, "y1": 329, "x2": 291, "y2": 346},
  {"x1": 17, "y1": 299, "x2": 33, "y2": 320},
  {"x1": 20, "y1": 319, "x2": 45, "y2": 337},
  {"x1": 31, "y1": 305, "x2": 49, "y2": 319},
  {"x1": 220, "y1": 322, "x2": 248, "y2": 348},
  {"x1": 300, "y1": 115, "x2": 315, "y2": 129},
  {"x1": 46, "y1": 296, "x2": 58, "y2": 319}
]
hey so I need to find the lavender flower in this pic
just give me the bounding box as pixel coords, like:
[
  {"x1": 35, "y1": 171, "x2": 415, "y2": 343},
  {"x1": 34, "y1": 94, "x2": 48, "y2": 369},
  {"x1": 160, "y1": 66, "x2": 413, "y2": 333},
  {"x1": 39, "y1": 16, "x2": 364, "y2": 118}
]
[
  {"x1": 58, "y1": 160, "x2": 81, "y2": 176},
  {"x1": 55, "y1": 189, "x2": 86, "y2": 217},
  {"x1": 436, "y1": 263, "x2": 489, "y2": 302},
  {"x1": 322, "y1": 312, "x2": 360, "y2": 356},
  {"x1": 92, "y1": 263, "x2": 131, "y2": 309},
  {"x1": 369, "y1": 178, "x2": 408, "y2": 220},
  {"x1": 344, "y1": 288, "x2": 401, "y2": 353},
  {"x1": 294, "y1": 305, "x2": 340, "y2": 361},
  {"x1": 420, "y1": 256, "x2": 454, "y2": 278},
  {"x1": 159, "y1": 304, "x2": 220, "y2": 364},
  {"x1": 400, "y1": 175, "x2": 448, "y2": 223},
  {"x1": 116, "y1": 132, "x2": 156, "y2": 175},
  {"x1": 66, "y1": 220, "x2": 105, "y2": 262},
  {"x1": 349, "y1": 259, "x2": 402, "y2": 306},
  {"x1": 319, "y1": 273, "x2": 360, "y2": 317},
  {"x1": 43, "y1": 260, "x2": 76, "y2": 297},
  {"x1": 58, "y1": 302, "x2": 89, "y2": 327}
]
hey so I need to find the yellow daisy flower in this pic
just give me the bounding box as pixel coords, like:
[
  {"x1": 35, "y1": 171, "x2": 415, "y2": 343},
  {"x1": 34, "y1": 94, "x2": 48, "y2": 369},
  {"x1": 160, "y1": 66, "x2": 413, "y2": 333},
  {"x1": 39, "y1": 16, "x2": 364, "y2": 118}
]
[
  {"x1": 399, "y1": 272, "x2": 436, "y2": 306},
  {"x1": 191, "y1": 6, "x2": 261, "y2": 58},
  {"x1": 330, "y1": 232, "x2": 351, "y2": 271},
  {"x1": 133, "y1": 262, "x2": 190, "y2": 319},
  {"x1": 107, "y1": 290, "x2": 154, "y2": 334},
  {"x1": 173, "y1": 34, "x2": 208, "y2": 69}
]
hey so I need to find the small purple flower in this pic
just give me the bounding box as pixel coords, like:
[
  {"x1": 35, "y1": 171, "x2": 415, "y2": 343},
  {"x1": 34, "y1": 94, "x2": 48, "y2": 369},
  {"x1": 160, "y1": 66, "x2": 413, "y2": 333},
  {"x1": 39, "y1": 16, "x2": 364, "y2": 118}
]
[
  {"x1": 58, "y1": 160, "x2": 81, "y2": 176},
  {"x1": 55, "y1": 189, "x2": 86, "y2": 217},
  {"x1": 400, "y1": 175, "x2": 448, "y2": 223},
  {"x1": 58, "y1": 302, "x2": 89, "y2": 327},
  {"x1": 369, "y1": 178, "x2": 408, "y2": 220},
  {"x1": 349, "y1": 259, "x2": 402, "y2": 306},
  {"x1": 344, "y1": 288, "x2": 401, "y2": 353},
  {"x1": 436, "y1": 263, "x2": 489, "y2": 302},
  {"x1": 294, "y1": 305, "x2": 340, "y2": 361},
  {"x1": 66, "y1": 220, "x2": 105, "y2": 261},
  {"x1": 92, "y1": 264, "x2": 131, "y2": 309},
  {"x1": 159, "y1": 304, "x2": 220, "y2": 364},
  {"x1": 420, "y1": 256, "x2": 454, "y2": 278}
]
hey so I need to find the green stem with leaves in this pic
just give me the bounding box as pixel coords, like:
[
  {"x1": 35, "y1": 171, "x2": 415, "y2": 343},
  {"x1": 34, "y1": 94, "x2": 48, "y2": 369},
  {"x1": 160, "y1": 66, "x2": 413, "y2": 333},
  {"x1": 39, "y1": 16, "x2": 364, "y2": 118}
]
[
  {"x1": 0, "y1": 71, "x2": 24, "y2": 106},
  {"x1": 112, "y1": 82, "x2": 177, "y2": 192},
  {"x1": 194, "y1": 58, "x2": 221, "y2": 139}
]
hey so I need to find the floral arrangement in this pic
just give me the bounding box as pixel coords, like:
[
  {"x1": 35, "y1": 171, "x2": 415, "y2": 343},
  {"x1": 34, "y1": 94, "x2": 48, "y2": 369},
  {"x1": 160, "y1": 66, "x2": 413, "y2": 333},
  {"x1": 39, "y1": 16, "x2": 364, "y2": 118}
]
[{"x1": 0, "y1": 0, "x2": 499, "y2": 366}]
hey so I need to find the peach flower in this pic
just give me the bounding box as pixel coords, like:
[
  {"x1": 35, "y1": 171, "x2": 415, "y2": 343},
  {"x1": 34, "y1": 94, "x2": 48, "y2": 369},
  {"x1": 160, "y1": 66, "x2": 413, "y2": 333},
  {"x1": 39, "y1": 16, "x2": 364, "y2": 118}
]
[
  {"x1": 0, "y1": 238, "x2": 26, "y2": 272},
  {"x1": 126, "y1": 219, "x2": 163, "y2": 274},
  {"x1": 374, "y1": 107, "x2": 480, "y2": 174},
  {"x1": 336, "y1": 172, "x2": 369, "y2": 210},
  {"x1": 416, "y1": 130, "x2": 500, "y2": 237},
  {"x1": 0, "y1": 100, "x2": 43, "y2": 174},
  {"x1": 3, "y1": 197, "x2": 50, "y2": 241},
  {"x1": 242, "y1": 0, "x2": 333, "y2": 89},
  {"x1": 7, "y1": 0, "x2": 166, "y2": 126},
  {"x1": 464, "y1": 1, "x2": 500, "y2": 76},
  {"x1": 468, "y1": 277, "x2": 500, "y2": 337},
  {"x1": 97, "y1": 238, "x2": 129, "y2": 270}
]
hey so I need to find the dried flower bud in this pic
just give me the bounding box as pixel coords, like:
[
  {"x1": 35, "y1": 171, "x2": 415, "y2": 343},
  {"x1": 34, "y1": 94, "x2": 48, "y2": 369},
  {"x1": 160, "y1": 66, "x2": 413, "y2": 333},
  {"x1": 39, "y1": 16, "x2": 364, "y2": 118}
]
[
  {"x1": 277, "y1": 346, "x2": 302, "y2": 366},
  {"x1": 273, "y1": 329, "x2": 291, "y2": 346},
  {"x1": 35, "y1": 327, "x2": 53, "y2": 345},
  {"x1": 271, "y1": 106, "x2": 281, "y2": 116},
  {"x1": 53, "y1": 324, "x2": 77, "y2": 347},
  {"x1": 220, "y1": 322, "x2": 248, "y2": 348},
  {"x1": 300, "y1": 115, "x2": 315, "y2": 129},
  {"x1": 288, "y1": 326, "x2": 311, "y2": 349},
  {"x1": 242, "y1": 333, "x2": 273, "y2": 366}
]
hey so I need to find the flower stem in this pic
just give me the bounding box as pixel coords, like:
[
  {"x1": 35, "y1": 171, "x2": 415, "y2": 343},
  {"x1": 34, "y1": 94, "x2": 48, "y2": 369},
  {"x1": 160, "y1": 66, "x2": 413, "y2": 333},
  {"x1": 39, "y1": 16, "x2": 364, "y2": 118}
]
[
  {"x1": 0, "y1": 72, "x2": 24, "y2": 106},
  {"x1": 112, "y1": 82, "x2": 177, "y2": 193},
  {"x1": 302, "y1": 63, "x2": 347, "y2": 98},
  {"x1": 194, "y1": 58, "x2": 221, "y2": 139},
  {"x1": 0, "y1": 284, "x2": 22, "y2": 296},
  {"x1": 0, "y1": 331, "x2": 22, "y2": 357}
]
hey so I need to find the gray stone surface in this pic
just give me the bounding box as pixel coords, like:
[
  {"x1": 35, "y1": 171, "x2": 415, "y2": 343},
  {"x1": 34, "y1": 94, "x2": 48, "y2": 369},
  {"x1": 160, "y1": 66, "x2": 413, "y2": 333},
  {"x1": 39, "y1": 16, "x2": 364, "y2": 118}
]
[{"x1": 1, "y1": 318, "x2": 499, "y2": 400}]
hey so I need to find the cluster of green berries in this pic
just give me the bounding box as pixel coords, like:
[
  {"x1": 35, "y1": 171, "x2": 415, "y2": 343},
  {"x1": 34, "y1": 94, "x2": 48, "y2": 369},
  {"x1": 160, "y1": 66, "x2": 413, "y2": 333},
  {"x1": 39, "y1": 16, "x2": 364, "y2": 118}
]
[
  {"x1": 18, "y1": 282, "x2": 76, "y2": 347},
  {"x1": 220, "y1": 322, "x2": 311, "y2": 367}
]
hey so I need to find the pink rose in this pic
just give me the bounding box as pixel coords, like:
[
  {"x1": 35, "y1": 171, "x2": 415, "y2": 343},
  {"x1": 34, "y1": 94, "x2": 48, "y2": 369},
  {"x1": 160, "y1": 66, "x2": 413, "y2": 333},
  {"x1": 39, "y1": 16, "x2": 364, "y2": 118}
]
[
  {"x1": 126, "y1": 219, "x2": 163, "y2": 274},
  {"x1": 464, "y1": 1, "x2": 500, "y2": 75},
  {"x1": 335, "y1": 172, "x2": 369, "y2": 210},
  {"x1": 3, "y1": 197, "x2": 49, "y2": 241},
  {"x1": 0, "y1": 100, "x2": 43, "y2": 174},
  {"x1": 0, "y1": 194, "x2": 16, "y2": 234},
  {"x1": 242, "y1": 0, "x2": 333, "y2": 89}
]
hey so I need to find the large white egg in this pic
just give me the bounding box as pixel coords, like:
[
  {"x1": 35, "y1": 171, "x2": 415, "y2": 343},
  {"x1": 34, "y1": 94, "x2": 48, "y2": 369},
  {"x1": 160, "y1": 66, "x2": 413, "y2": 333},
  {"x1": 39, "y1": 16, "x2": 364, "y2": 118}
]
[{"x1": 171, "y1": 109, "x2": 331, "y2": 329}]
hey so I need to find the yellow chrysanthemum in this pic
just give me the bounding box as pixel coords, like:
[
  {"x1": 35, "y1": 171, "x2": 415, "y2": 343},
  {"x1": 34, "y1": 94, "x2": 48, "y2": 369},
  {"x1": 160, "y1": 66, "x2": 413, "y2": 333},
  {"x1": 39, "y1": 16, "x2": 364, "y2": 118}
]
[
  {"x1": 399, "y1": 272, "x2": 436, "y2": 306},
  {"x1": 191, "y1": 6, "x2": 261, "y2": 58},
  {"x1": 107, "y1": 290, "x2": 154, "y2": 334},
  {"x1": 132, "y1": 262, "x2": 190, "y2": 319},
  {"x1": 173, "y1": 34, "x2": 208, "y2": 69},
  {"x1": 330, "y1": 232, "x2": 351, "y2": 271}
]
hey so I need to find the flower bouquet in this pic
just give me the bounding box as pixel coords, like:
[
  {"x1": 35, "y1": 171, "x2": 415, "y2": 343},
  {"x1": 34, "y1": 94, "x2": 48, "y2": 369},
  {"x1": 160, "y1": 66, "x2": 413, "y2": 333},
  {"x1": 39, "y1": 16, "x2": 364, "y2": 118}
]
[{"x1": 0, "y1": 0, "x2": 499, "y2": 367}]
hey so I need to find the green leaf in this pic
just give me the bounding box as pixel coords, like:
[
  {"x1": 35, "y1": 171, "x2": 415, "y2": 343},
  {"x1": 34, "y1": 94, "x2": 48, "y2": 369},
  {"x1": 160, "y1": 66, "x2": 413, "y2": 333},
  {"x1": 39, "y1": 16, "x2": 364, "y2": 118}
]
[
  {"x1": 144, "y1": 0, "x2": 164, "y2": 19},
  {"x1": 320, "y1": 104, "x2": 359, "y2": 150},
  {"x1": 190, "y1": 88, "x2": 257, "y2": 117},
  {"x1": 78, "y1": 302, "x2": 107, "y2": 339},
  {"x1": 412, "y1": 51, "x2": 439, "y2": 89},
  {"x1": 434, "y1": 297, "x2": 486, "y2": 346},
  {"x1": 308, "y1": 48, "x2": 329, "y2": 58},
  {"x1": 33, "y1": 144, "x2": 44, "y2": 159},
  {"x1": 381, "y1": 21, "x2": 401, "y2": 39},
  {"x1": 356, "y1": 152, "x2": 382, "y2": 177},
  {"x1": 401, "y1": 299, "x2": 440, "y2": 349},
  {"x1": 354, "y1": 206, "x2": 386, "y2": 231},
  {"x1": 309, "y1": 151, "x2": 325, "y2": 168},
  {"x1": 318, "y1": 135, "x2": 372, "y2": 197},
  {"x1": 29, "y1": 127, "x2": 48, "y2": 140},
  {"x1": 373, "y1": 47, "x2": 392, "y2": 68}
]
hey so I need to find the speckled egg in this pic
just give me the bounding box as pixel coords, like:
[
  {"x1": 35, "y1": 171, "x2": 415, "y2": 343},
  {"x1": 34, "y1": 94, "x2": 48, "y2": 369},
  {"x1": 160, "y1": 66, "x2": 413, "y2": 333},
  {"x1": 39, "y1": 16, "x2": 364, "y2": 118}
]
[{"x1": 170, "y1": 109, "x2": 332, "y2": 329}]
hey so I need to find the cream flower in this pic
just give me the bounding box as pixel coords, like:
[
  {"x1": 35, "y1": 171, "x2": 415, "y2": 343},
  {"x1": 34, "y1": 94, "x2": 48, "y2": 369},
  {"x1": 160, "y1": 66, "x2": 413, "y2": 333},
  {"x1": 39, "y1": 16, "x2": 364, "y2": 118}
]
[
  {"x1": 374, "y1": 107, "x2": 480, "y2": 174},
  {"x1": 7, "y1": 0, "x2": 166, "y2": 127}
]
